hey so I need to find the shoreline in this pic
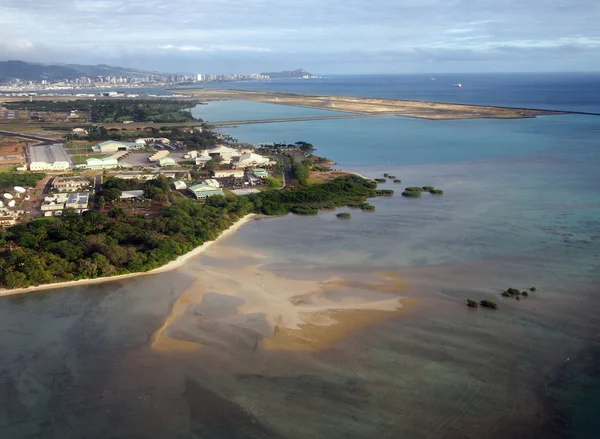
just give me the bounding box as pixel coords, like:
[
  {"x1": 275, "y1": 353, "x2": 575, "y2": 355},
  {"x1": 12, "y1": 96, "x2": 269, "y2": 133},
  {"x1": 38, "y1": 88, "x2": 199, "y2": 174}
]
[{"x1": 0, "y1": 214, "x2": 256, "y2": 298}]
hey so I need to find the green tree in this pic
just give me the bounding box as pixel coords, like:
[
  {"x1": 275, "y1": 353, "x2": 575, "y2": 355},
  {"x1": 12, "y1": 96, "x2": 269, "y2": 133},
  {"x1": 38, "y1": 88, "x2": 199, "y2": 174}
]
[
  {"x1": 18, "y1": 232, "x2": 40, "y2": 249},
  {"x1": 4, "y1": 271, "x2": 28, "y2": 289}
]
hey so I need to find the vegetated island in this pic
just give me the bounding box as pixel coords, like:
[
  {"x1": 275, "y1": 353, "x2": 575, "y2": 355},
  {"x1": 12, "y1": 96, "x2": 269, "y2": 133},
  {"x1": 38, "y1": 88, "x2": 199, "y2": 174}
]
[
  {"x1": 173, "y1": 89, "x2": 567, "y2": 120},
  {"x1": 0, "y1": 168, "x2": 381, "y2": 292}
]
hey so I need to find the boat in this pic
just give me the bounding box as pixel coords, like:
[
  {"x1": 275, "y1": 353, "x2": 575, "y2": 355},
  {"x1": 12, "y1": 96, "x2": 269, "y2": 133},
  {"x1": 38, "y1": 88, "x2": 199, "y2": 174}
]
[
  {"x1": 431, "y1": 77, "x2": 437, "y2": 81},
  {"x1": 453, "y1": 83, "x2": 462, "y2": 88}
]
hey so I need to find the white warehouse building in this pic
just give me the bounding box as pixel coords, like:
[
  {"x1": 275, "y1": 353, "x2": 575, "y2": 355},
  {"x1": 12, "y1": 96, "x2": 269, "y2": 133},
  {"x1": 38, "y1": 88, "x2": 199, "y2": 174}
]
[
  {"x1": 92, "y1": 141, "x2": 137, "y2": 153},
  {"x1": 234, "y1": 152, "x2": 273, "y2": 168},
  {"x1": 28, "y1": 144, "x2": 73, "y2": 171}
]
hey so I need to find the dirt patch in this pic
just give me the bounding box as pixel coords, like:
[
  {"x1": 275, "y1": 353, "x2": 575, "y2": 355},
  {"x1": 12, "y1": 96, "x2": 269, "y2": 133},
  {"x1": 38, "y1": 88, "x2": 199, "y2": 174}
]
[
  {"x1": 0, "y1": 138, "x2": 27, "y2": 166},
  {"x1": 308, "y1": 170, "x2": 355, "y2": 184}
]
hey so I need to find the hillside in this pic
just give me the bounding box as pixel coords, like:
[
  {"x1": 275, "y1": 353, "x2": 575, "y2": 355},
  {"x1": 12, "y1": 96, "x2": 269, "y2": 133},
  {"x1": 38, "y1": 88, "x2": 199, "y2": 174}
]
[
  {"x1": 260, "y1": 69, "x2": 315, "y2": 79},
  {"x1": 0, "y1": 60, "x2": 155, "y2": 82}
]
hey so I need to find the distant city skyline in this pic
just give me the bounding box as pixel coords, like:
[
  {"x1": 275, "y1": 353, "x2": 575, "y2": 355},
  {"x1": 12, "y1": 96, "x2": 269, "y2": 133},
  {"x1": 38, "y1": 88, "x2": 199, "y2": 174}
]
[{"x1": 0, "y1": 0, "x2": 599, "y2": 73}]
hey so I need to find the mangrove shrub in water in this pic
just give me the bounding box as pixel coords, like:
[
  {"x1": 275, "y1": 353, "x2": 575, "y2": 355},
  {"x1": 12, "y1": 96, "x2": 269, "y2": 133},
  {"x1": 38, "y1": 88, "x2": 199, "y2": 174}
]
[
  {"x1": 480, "y1": 300, "x2": 498, "y2": 309},
  {"x1": 375, "y1": 178, "x2": 387, "y2": 183},
  {"x1": 359, "y1": 202, "x2": 375, "y2": 211},
  {"x1": 375, "y1": 189, "x2": 394, "y2": 196},
  {"x1": 402, "y1": 191, "x2": 422, "y2": 198},
  {"x1": 429, "y1": 189, "x2": 444, "y2": 195},
  {"x1": 290, "y1": 206, "x2": 319, "y2": 215},
  {"x1": 466, "y1": 299, "x2": 479, "y2": 308},
  {"x1": 336, "y1": 212, "x2": 351, "y2": 219},
  {"x1": 393, "y1": 179, "x2": 402, "y2": 183}
]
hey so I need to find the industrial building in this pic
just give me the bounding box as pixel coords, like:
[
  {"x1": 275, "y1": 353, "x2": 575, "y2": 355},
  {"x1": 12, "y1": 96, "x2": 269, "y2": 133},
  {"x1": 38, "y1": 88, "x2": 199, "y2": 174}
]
[
  {"x1": 120, "y1": 190, "x2": 144, "y2": 200},
  {"x1": 234, "y1": 152, "x2": 273, "y2": 168},
  {"x1": 214, "y1": 169, "x2": 245, "y2": 179},
  {"x1": 253, "y1": 168, "x2": 269, "y2": 178},
  {"x1": 202, "y1": 179, "x2": 220, "y2": 188},
  {"x1": 107, "y1": 171, "x2": 189, "y2": 181},
  {"x1": 195, "y1": 157, "x2": 212, "y2": 167},
  {"x1": 28, "y1": 144, "x2": 73, "y2": 171},
  {"x1": 173, "y1": 181, "x2": 187, "y2": 190},
  {"x1": 184, "y1": 151, "x2": 199, "y2": 160},
  {"x1": 206, "y1": 145, "x2": 241, "y2": 164},
  {"x1": 149, "y1": 150, "x2": 169, "y2": 162},
  {"x1": 109, "y1": 151, "x2": 130, "y2": 161},
  {"x1": 84, "y1": 157, "x2": 121, "y2": 170},
  {"x1": 40, "y1": 192, "x2": 89, "y2": 212},
  {"x1": 52, "y1": 177, "x2": 91, "y2": 191},
  {"x1": 92, "y1": 141, "x2": 137, "y2": 153},
  {"x1": 158, "y1": 157, "x2": 176, "y2": 167},
  {"x1": 189, "y1": 184, "x2": 225, "y2": 199},
  {"x1": 65, "y1": 192, "x2": 90, "y2": 209}
]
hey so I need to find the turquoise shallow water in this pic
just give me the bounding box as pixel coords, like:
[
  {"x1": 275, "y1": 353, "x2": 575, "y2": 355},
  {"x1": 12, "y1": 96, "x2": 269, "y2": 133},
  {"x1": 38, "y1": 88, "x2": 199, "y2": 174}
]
[
  {"x1": 190, "y1": 100, "x2": 345, "y2": 122},
  {"x1": 1, "y1": 104, "x2": 599, "y2": 437},
  {"x1": 227, "y1": 112, "x2": 599, "y2": 166}
]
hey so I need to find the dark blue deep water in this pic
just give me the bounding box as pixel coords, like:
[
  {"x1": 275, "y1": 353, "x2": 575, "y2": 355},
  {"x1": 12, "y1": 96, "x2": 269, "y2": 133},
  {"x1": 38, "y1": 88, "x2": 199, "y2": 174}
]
[{"x1": 195, "y1": 72, "x2": 600, "y2": 113}]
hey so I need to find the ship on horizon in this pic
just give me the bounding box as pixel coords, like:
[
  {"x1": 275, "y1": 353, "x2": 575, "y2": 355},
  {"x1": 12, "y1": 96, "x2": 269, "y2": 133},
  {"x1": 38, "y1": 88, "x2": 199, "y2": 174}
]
[{"x1": 453, "y1": 83, "x2": 462, "y2": 88}]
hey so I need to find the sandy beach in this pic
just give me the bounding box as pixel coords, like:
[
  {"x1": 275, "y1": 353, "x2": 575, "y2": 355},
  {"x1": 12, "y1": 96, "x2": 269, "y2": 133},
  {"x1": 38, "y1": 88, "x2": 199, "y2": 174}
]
[{"x1": 0, "y1": 214, "x2": 257, "y2": 298}]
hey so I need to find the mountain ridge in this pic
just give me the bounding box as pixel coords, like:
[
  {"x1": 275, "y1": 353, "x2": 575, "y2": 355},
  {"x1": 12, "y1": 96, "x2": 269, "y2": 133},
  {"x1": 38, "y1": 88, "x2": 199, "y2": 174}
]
[
  {"x1": 0, "y1": 60, "x2": 156, "y2": 82},
  {"x1": 260, "y1": 69, "x2": 315, "y2": 79}
]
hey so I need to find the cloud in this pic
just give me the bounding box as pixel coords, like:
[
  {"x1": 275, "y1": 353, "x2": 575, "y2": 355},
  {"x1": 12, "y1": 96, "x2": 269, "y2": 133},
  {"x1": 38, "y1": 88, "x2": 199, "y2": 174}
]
[
  {"x1": 0, "y1": 0, "x2": 599, "y2": 73},
  {"x1": 158, "y1": 44, "x2": 272, "y2": 53}
]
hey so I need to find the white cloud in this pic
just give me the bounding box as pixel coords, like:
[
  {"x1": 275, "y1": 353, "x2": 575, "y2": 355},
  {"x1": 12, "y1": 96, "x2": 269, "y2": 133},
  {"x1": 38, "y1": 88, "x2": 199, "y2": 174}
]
[
  {"x1": 158, "y1": 44, "x2": 272, "y2": 53},
  {"x1": 0, "y1": 0, "x2": 599, "y2": 72}
]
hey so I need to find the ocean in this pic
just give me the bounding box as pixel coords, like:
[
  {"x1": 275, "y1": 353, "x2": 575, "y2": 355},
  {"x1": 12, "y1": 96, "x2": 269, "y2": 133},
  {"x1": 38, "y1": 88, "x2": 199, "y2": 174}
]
[
  {"x1": 1, "y1": 74, "x2": 599, "y2": 438},
  {"x1": 194, "y1": 72, "x2": 600, "y2": 113}
]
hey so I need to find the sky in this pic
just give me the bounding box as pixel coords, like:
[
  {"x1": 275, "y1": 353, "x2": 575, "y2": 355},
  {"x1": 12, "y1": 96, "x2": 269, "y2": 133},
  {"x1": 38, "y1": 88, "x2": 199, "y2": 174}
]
[{"x1": 0, "y1": 0, "x2": 599, "y2": 74}]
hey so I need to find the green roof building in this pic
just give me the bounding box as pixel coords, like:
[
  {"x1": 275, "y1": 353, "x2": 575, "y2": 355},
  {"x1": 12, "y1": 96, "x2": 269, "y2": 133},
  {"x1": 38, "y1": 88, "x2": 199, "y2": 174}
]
[
  {"x1": 158, "y1": 157, "x2": 176, "y2": 167},
  {"x1": 253, "y1": 168, "x2": 269, "y2": 178},
  {"x1": 189, "y1": 184, "x2": 225, "y2": 199}
]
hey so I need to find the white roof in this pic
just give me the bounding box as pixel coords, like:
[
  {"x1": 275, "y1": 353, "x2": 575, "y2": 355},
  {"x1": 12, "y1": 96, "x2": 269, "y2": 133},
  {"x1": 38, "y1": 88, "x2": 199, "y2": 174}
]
[
  {"x1": 209, "y1": 145, "x2": 237, "y2": 154},
  {"x1": 120, "y1": 190, "x2": 144, "y2": 199},
  {"x1": 239, "y1": 152, "x2": 265, "y2": 161}
]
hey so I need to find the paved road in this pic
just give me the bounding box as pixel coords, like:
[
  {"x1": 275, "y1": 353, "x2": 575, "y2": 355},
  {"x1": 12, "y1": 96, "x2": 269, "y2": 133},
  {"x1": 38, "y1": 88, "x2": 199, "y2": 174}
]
[
  {"x1": 280, "y1": 155, "x2": 293, "y2": 190},
  {"x1": 0, "y1": 129, "x2": 54, "y2": 143},
  {"x1": 94, "y1": 174, "x2": 102, "y2": 195}
]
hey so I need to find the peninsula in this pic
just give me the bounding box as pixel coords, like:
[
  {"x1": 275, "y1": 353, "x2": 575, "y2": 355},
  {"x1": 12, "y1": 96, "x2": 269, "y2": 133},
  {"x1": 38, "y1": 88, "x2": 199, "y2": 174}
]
[{"x1": 170, "y1": 89, "x2": 565, "y2": 120}]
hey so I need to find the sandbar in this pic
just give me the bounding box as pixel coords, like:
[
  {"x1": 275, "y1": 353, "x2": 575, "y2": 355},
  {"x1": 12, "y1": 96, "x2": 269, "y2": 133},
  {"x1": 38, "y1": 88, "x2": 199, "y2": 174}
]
[
  {"x1": 151, "y1": 244, "x2": 414, "y2": 352},
  {"x1": 173, "y1": 89, "x2": 566, "y2": 120}
]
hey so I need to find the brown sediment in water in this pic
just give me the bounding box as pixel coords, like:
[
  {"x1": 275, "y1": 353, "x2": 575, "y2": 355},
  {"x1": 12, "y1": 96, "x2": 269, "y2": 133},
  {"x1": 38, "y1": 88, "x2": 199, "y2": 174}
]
[
  {"x1": 150, "y1": 245, "x2": 415, "y2": 353},
  {"x1": 263, "y1": 297, "x2": 418, "y2": 352},
  {"x1": 151, "y1": 290, "x2": 204, "y2": 353}
]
